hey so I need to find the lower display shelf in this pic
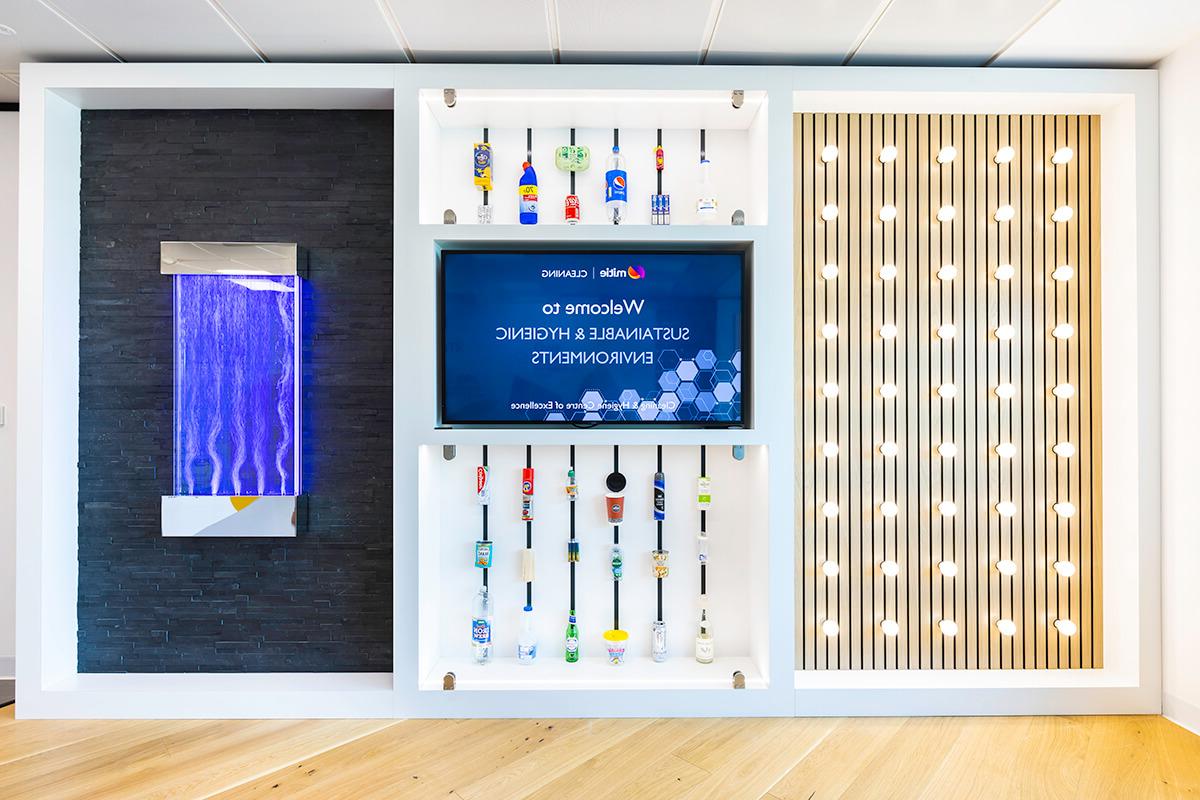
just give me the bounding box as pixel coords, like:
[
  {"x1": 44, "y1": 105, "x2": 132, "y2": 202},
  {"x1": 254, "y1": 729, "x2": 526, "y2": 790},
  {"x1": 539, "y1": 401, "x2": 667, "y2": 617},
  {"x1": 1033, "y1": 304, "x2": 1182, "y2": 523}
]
[{"x1": 421, "y1": 656, "x2": 766, "y2": 692}]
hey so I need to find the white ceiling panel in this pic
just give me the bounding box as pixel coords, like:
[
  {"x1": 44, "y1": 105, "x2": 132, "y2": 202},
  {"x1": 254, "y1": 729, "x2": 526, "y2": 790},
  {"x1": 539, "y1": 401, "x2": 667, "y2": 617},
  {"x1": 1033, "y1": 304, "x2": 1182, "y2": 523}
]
[
  {"x1": 852, "y1": 0, "x2": 1049, "y2": 65},
  {"x1": 0, "y1": 73, "x2": 18, "y2": 102},
  {"x1": 706, "y1": 0, "x2": 883, "y2": 64},
  {"x1": 219, "y1": 0, "x2": 407, "y2": 62},
  {"x1": 0, "y1": 0, "x2": 115, "y2": 71},
  {"x1": 556, "y1": 0, "x2": 710, "y2": 63},
  {"x1": 995, "y1": 0, "x2": 1200, "y2": 66},
  {"x1": 51, "y1": 0, "x2": 259, "y2": 61},
  {"x1": 385, "y1": 0, "x2": 552, "y2": 62}
]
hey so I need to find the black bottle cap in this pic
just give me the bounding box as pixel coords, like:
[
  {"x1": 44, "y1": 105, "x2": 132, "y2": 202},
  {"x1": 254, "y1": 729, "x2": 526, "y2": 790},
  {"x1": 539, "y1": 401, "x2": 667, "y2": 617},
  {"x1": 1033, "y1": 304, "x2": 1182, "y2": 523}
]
[{"x1": 605, "y1": 471, "x2": 627, "y2": 493}]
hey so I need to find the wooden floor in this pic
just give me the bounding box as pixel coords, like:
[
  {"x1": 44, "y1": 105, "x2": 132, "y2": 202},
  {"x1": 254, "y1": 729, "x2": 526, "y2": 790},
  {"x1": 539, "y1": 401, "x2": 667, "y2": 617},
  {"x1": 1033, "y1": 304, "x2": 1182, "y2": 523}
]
[{"x1": 0, "y1": 705, "x2": 1198, "y2": 799}]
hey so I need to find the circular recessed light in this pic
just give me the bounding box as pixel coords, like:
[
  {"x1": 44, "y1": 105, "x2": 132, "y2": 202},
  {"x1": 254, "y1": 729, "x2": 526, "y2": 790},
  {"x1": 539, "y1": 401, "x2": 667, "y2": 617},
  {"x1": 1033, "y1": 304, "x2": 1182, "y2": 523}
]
[
  {"x1": 822, "y1": 203, "x2": 839, "y2": 221},
  {"x1": 937, "y1": 146, "x2": 957, "y2": 164},
  {"x1": 996, "y1": 501, "x2": 1017, "y2": 518},
  {"x1": 821, "y1": 263, "x2": 839, "y2": 280},
  {"x1": 997, "y1": 619, "x2": 1017, "y2": 636},
  {"x1": 994, "y1": 263, "x2": 1015, "y2": 281},
  {"x1": 879, "y1": 145, "x2": 898, "y2": 163},
  {"x1": 996, "y1": 559, "x2": 1017, "y2": 576},
  {"x1": 821, "y1": 144, "x2": 839, "y2": 162},
  {"x1": 937, "y1": 264, "x2": 957, "y2": 281},
  {"x1": 880, "y1": 559, "x2": 900, "y2": 577},
  {"x1": 879, "y1": 441, "x2": 900, "y2": 457},
  {"x1": 879, "y1": 204, "x2": 898, "y2": 222},
  {"x1": 995, "y1": 146, "x2": 1015, "y2": 164},
  {"x1": 881, "y1": 619, "x2": 900, "y2": 636},
  {"x1": 880, "y1": 501, "x2": 899, "y2": 518},
  {"x1": 937, "y1": 383, "x2": 957, "y2": 400},
  {"x1": 879, "y1": 264, "x2": 898, "y2": 281},
  {"x1": 994, "y1": 205, "x2": 1015, "y2": 222}
]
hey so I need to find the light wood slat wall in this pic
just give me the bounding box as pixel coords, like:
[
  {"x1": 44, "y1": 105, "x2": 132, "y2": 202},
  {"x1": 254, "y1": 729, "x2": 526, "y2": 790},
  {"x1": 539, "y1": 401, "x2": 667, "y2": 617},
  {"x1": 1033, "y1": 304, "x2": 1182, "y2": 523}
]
[{"x1": 794, "y1": 113, "x2": 1102, "y2": 670}]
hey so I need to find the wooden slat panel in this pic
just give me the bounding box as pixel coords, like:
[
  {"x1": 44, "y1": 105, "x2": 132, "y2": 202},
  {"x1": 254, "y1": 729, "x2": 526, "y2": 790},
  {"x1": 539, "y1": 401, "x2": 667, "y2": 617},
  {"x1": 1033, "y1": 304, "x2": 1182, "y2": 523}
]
[{"x1": 795, "y1": 113, "x2": 1101, "y2": 670}]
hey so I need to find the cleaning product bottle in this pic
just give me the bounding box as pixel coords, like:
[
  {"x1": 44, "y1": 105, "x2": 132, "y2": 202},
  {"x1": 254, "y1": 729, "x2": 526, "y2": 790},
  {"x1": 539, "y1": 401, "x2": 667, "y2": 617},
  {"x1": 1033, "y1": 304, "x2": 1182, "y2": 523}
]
[
  {"x1": 519, "y1": 161, "x2": 538, "y2": 225},
  {"x1": 565, "y1": 611, "x2": 580, "y2": 663},
  {"x1": 605, "y1": 146, "x2": 627, "y2": 224},
  {"x1": 471, "y1": 586, "x2": 493, "y2": 664},
  {"x1": 696, "y1": 158, "x2": 718, "y2": 224},
  {"x1": 518, "y1": 604, "x2": 538, "y2": 664}
]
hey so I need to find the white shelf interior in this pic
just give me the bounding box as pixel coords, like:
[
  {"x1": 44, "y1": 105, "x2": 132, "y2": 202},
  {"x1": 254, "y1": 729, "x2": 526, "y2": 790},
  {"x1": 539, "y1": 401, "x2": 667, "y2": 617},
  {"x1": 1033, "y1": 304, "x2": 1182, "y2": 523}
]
[
  {"x1": 418, "y1": 88, "x2": 770, "y2": 226},
  {"x1": 417, "y1": 444, "x2": 771, "y2": 691}
]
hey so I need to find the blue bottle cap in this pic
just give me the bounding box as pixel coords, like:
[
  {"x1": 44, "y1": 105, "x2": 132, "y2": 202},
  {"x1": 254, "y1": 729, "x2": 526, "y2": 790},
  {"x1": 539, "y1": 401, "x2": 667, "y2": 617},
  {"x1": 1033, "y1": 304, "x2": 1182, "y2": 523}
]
[
  {"x1": 569, "y1": 614, "x2": 577, "y2": 623},
  {"x1": 524, "y1": 604, "x2": 533, "y2": 612},
  {"x1": 612, "y1": 146, "x2": 619, "y2": 153}
]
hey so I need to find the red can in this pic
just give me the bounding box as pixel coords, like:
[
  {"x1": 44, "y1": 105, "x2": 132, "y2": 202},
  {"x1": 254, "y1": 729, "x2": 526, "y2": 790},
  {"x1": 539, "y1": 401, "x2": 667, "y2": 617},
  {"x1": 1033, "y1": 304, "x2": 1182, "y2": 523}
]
[{"x1": 564, "y1": 194, "x2": 580, "y2": 224}]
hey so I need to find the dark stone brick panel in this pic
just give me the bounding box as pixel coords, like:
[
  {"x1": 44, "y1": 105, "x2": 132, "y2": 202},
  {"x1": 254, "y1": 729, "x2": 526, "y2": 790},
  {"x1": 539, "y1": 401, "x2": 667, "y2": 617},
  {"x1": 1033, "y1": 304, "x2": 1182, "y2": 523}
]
[{"x1": 78, "y1": 109, "x2": 394, "y2": 673}]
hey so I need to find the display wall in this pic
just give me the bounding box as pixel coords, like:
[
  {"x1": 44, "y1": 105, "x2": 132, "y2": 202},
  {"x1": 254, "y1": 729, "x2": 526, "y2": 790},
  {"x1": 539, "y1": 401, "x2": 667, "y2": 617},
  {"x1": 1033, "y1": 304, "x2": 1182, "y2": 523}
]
[
  {"x1": 795, "y1": 113, "x2": 1102, "y2": 671},
  {"x1": 77, "y1": 109, "x2": 394, "y2": 672}
]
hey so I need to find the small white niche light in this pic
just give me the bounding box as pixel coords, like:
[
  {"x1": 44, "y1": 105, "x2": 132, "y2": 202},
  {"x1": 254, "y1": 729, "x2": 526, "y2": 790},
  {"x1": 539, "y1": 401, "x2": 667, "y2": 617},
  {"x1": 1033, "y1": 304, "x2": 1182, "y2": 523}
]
[
  {"x1": 821, "y1": 144, "x2": 839, "y2": 163},
  {"x1": 879, "y1": 204, "x2": 897, "y2": 222},
  {"x1": 996, "y1": 501, "x2": 1017, "y2": 518},
  {"x1": 879, "y1": 382, "x2": 898, "y2": 399},
  {"x1": 939, "y1": 619, "x2": 959, "y2": 637},
  {"x1": 937, "y1": 264, "x2": 957, "y2": 281},
  {"x1": 1051, "y1": 205, "x2": 1074, "y2": 223},
  {"x1": 938, "y1": 560, "x2": 958, "y2": 578},
  {"x1": 1052, "y1": 383, "x2": 1075, "y2": 399},
  {"x1": 996, "y1": 559, "x2": 1017, "y2": 576},
  {"x1": 881, "y1": 619, "x2": 901, "y2": 636},
  {"x1": 822, "y1": 322, "x2": 839, "y2": 339},
  {"x1": 995, "y1": 263, "x2": 1016, "y2": 281},
  {"x1": 822, "y1": 203, "x2": 839, "y2": 221},
  {"x1": 937, "y1": 442, "x2": 958, "y2": 458},
  {"x1": 822, "y1": 501, "x2": 840, "y2": 518},
  {"x1": 879, "y1": 263, "x2": 898, "y2": 281},
  {"x1": 822, "y1": 619, "x2": 840, "y2": 637},
  {"x1": 937, "y1": 205, "x2": 956, "y2": 222},
  {"x1": 879, "y1": 145, "x2": 898, "y2": 163},
  {"x1": 1052, "y1": 323, "x2": 1075, "y2": 340},
  {"x1": 1054, "y1": 618, "x2": 1078, "y2": 637},
  {"x1": 937, "y1": 384, "x2": 957, "y2": 400},
  {"x1": 879, "y1": 441, "x2": 900, "y2": 457},
  {"x1": 995, "y1": 146, "x2": 1015, "y2": 164},
  {"x1": 995, "y1": 382, "x2": 1017, "y2": 400},
  {"x1": 937, "y1": 323, "x2": 956, "y2": 340},
  {"x1": 880, "y1": 501, "x2": 899, "y2": 518},
  {"x1": 994, "y1": 204, "x2": 1015, "y2": 222},
  {"x1": 1051, "y1": 146, "x2": 1074, "y2": 165},
  {"x1": 1054, "y1": 501, "x2": 1076, "y2": 518},
  {"x1": 822, "y1": 559, "x2": 840, "y2": 577},
  {"x1": 822, "y1": 382, "x2": 840, "y2": 399},
  {"x1": 821, "y1": 442, "x2": 839, "y2": 458},
  {"x1": 995, "y1": 442, "x2": 1017, "y2": 459},
  {"x1": 879, "y1": 323, "x2": 898, "y2": 340},
  {"x1": 821, "y1": 262, "x2": 839, "y2": 280},
  {"x1": 995, "y1": 324, "x2": 1015, "y2": 341},
  {"x1": 997, "y1": 619, "x2": 1017, "y2": 637},
  {"x1": 938, "y1": 500, "x2": 957, "y2": 517},
  {"x1": 937, "y1": 146, "x2": 957, "y2": 164},
  {"x1": 1052, "y1": 264, "x2": 1074, "y2": 281},
  {"x1": 1054, "y1": 560, "x2": 1077, "y2": 578},
  {"x1": 1053, "y1": 442, "x2": 1076, "y2": 458},
  {"x1": 880, "y1": 559, "x2": 901, "y2": 577}
]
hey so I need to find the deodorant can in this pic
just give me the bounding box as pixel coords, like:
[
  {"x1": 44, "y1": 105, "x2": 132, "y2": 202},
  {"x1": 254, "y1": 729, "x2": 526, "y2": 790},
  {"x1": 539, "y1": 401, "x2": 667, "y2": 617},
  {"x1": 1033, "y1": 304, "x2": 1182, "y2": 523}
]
[
  {"x1": 653, "y1": 471, "x2": 665, "y2": 521},
  {"x1": 521, "y1": 467, "x2": 535, "y2": 521}
]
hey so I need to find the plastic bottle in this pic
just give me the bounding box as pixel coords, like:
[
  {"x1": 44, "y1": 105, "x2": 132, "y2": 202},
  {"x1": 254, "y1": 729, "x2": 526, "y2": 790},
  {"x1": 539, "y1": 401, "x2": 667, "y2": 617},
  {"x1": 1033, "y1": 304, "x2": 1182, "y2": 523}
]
[
  {"x1": 519, "y1": 162, "x2": 538, "y2": 225},
  {"x1": 695, "y1": 606, "x2": 714, "y2": 664},
  {"x1": 517, "y1": 604, "x2": 538, "y2": 664},
  {"x1": 471, "y1": 586, "x2": 493, "y2": 664},
  {"x1": 696, "y1": 158, "x2": 718, "y2": 224},
  {"x1": 565, "y1": 611, "x2": 580, "y2": 663},
  {"x1": 605, "y1": 146, "x2": 628, "y2": 224}
]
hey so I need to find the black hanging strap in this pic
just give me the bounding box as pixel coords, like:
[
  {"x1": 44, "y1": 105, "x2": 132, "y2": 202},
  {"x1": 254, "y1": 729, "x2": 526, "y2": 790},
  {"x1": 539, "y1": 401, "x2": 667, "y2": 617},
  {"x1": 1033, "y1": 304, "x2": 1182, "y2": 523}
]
[{"x1": 482, "y1": 127, "x2": 489, "y2": 206}]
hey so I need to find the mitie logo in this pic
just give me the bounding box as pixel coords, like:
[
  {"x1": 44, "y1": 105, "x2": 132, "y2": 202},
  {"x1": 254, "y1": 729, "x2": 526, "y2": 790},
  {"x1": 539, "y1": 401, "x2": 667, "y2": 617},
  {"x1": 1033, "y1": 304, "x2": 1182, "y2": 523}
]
[{"x1": 597, "y1": 264, "x2": 646, "y2": 280}]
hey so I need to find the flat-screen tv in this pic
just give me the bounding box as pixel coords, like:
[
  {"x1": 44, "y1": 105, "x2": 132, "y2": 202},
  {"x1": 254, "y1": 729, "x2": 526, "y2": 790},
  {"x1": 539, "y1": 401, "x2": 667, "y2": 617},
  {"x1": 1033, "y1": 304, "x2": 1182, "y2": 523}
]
[{"x1": 439, "y1": 247, "x2": 749, "y2": 427}]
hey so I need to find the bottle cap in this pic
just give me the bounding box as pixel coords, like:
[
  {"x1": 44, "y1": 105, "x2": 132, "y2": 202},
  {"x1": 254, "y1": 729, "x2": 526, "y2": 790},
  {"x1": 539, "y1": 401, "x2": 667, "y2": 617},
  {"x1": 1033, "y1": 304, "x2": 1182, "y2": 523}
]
[
  {"x1": 612, "y1": 146, "x2": 619, "y2": 153},
  {"x1": 605, "y1": 471, "x2": 627, "y2": 493},
  {"x1": 522, "y1": 161, "x2": 531, "y2": 169},
  {"x1": 524, "y1": 604, "x2": 533, "y2": 612}
]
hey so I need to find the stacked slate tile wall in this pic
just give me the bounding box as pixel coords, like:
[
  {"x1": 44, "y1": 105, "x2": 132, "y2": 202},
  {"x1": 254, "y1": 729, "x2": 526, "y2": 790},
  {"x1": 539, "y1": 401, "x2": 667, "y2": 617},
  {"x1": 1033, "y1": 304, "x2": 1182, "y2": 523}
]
[{"x1": 78, "y1": 110, "x2": 393, "y2": 672}]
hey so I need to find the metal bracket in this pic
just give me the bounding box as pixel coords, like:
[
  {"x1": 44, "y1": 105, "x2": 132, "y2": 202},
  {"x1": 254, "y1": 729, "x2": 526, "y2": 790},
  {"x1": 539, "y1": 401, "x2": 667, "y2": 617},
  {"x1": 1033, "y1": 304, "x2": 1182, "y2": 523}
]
[
  {"x1": 443, "y1": 672, "x2": 456, "y2": 690},
  {"x1": 732, "y1": 670, "x2": 746, "y2": 689},
  {"x1": 731, "y1": 89, "x2": 744, "y2": 109},
  {"x1": 732, "y1": 445, "x2": 745, "y2": 461},
  {"x1": 731, "y1": 209, "x2": 745, "y2": 226},
  {"x1": 443, "y1": 209, "x2": 457, "y2": 225},
  {"x1": 443, "y1": 88, "x2": 457, "y2": 108},
  {"x1": 443, "y1": 445, "x2": 457, "y2": 461}
]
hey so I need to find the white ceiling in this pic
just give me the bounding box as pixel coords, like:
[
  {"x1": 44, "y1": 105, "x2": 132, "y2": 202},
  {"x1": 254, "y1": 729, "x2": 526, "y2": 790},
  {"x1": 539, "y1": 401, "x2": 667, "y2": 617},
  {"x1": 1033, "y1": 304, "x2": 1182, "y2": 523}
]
[{"x1": 1, "y1": 0, "x2": 1197, "y2": 101}]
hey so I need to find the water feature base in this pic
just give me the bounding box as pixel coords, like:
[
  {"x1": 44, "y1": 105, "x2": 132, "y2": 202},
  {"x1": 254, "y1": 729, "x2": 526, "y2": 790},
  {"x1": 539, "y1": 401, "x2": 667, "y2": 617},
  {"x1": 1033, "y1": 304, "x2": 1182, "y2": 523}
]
[{"x1": 161, "y1": 495, "x2": 297, "y2": 537}]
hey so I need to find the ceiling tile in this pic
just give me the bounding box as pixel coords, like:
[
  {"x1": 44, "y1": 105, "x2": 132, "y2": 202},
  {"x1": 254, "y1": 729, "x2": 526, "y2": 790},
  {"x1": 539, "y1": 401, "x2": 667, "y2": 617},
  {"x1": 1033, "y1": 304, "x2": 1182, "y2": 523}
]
[
  {"x1": 706, "y1": 0, "x2": 882, "y2": 64},
  {"x1": 0, "y1": 0, "x2": 116, "y2": 71},
  {"x1": 995, "y1": 0, "x2": 1200, "y2": 66},
  {"x1": 384, "y1": 0, "x2": 552, "y2": 62},
  {"x1": 556, "y1": 0, "x2": 708, "y2": 63},
  {"x1": 51, "y1": 0, "x2": 260, "y2": 61},
  {"x1": 219, "y1": 0, "x2": 407, "y2": 62},
  {"x1": 851, "y1": 0, "x2": 1050, "y2": 66}
]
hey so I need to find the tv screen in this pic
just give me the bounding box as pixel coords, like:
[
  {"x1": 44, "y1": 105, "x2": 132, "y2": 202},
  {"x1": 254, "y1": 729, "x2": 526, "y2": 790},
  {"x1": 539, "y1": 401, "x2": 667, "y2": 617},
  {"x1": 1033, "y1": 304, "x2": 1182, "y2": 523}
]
[{"x1": 439, "y1": 248, "x2": 748, "y2": 426}]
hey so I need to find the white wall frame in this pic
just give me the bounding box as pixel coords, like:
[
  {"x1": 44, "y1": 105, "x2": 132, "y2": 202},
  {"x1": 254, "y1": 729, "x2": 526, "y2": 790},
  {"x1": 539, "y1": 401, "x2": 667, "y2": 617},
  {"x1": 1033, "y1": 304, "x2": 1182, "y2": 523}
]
[{"x1": 15, "y1": 62, "x2": 1158, "y2": 719}]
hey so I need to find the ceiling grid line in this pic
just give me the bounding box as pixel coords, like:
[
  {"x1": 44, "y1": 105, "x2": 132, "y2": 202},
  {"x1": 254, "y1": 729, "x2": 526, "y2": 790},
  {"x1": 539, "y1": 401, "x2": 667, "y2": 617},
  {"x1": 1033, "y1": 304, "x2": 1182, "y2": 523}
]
[
  {"x1": 698, "y1": 0, "x2": 728, "y2": 65},
  {"x1": 204, "y1": 0, "x2": 269, "y2": 62},
  {"x1": 544, "y1": 0, "x2": 562, "y2": 64},
  {"x1": 985, "y1": 0, "x2": 1062, "y2": 67},
  {"x1": 35, "y1": 0, "x2": 124, "y2": 62},
  {"x1": 373, "y1": 0, "x2": 415, "y2": 63},
  {"x1": 842, "y1": 0, "x2": 896, "y2": 65}
]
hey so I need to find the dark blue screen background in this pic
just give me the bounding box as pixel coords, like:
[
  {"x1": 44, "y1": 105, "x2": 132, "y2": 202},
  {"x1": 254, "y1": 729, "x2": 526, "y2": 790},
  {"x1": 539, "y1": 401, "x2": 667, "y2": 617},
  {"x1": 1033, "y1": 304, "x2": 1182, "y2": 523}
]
[{"x1": 441, "y1": 250, "x2": 745, "y2": 424}]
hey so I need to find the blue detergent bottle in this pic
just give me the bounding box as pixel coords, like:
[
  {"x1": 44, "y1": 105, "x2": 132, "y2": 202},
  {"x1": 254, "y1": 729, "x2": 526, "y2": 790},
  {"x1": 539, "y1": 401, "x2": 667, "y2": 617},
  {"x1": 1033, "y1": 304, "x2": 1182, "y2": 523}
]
[{"x1": 519, "y1": 161, "x2": 538, "y2": 224}]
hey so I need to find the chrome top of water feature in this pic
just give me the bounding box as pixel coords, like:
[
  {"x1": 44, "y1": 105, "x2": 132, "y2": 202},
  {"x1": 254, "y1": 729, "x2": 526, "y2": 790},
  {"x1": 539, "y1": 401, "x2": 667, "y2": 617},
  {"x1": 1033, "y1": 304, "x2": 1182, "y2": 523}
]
[{"x1": 161, "y1": 242, "x2": 298, "y2": 276}]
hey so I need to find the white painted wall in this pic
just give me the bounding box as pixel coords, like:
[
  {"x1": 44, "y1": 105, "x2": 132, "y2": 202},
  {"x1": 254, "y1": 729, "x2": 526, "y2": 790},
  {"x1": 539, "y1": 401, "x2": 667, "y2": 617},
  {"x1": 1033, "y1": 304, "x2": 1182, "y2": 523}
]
[
  {"x1": 0, "y1": 110, "x2": 17, "y2": 679},
  {"x1": 1159, "y1": 36, "x2": 1200, "y2": 736}
]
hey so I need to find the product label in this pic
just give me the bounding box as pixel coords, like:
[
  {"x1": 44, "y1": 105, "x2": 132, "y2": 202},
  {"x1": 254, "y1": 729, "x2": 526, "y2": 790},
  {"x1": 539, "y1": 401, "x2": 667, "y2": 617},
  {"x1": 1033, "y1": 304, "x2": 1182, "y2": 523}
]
[
  {"x1": 697, "y1": 476, "x2": 712, "y2": 509},
  {"x1": 476, "y1": 466, "x2": 490, "y2": 505},
  {"x1": 518, "y1": 644, "x2": 537, "y2": 661},
  {"x1": 520, "y1": 185, "x2": 538, "y2": 215},
  {"x1": 471, "y1": 619, "x2": 491, "y2": 644},
  {"x1": 696, "y1": 638, "x2": 714, "y2": 660},
  {"x1": 697, "y1": 197, "x2": 717, "y2": 215},
  {"x1": 564, "y1": 194, "x2": 580, "y2": 224},
  {"x1": 565, "y1": 637, "x2": 579, "y2": 654},
  {"x1": 605, "y1": 169, "x2": 627, "y2": 203}
]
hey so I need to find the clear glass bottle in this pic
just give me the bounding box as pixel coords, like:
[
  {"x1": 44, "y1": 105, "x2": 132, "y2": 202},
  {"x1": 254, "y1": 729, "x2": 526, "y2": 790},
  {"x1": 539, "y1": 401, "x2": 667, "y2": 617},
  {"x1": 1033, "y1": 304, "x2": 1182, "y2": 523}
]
[{"x1": 695, "y1": 607, "x2": 714, "y2": 664}]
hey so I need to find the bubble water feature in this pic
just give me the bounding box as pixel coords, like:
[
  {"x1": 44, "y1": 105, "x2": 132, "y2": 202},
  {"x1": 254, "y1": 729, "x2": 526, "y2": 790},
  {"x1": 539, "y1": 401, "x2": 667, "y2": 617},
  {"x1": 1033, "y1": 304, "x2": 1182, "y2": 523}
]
[{"x1": 172, "y1": 274, "x2": 301, "y2": 497}]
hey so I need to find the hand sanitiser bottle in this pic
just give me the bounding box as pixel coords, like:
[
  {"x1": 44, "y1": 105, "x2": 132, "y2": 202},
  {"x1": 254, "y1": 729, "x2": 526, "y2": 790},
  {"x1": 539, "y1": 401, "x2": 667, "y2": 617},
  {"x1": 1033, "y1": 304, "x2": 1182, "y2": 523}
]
[
  {"x1": 696, "y1": 157, "x2": 718, "y2": 224},
  {"x1": 519, "y1": 161, "x2": 538, "y2": 225},
  {"x1": 517, "y1": 604, "x2": 538, "y2": 664},
  {"x1": 472, "y1": 586, "x2": 493, "y2": 664},
  {"x1": 605, "y1": 146, "x2": 628, "y2": 224}
]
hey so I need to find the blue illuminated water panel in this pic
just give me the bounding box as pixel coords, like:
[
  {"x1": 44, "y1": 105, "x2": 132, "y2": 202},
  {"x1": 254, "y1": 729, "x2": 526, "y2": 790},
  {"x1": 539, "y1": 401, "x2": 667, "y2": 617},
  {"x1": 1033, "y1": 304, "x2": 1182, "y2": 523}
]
[{"x1": 173, "y1": 274, "x2": 301, "y2": 497}]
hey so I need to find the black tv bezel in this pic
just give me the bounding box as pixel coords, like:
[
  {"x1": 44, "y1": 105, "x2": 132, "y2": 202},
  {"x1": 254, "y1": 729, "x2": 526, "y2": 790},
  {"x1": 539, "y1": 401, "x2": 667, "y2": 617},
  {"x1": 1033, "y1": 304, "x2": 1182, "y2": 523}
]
[{"x1": 436, "y1": 242, "x2": 752, "y2": 429}]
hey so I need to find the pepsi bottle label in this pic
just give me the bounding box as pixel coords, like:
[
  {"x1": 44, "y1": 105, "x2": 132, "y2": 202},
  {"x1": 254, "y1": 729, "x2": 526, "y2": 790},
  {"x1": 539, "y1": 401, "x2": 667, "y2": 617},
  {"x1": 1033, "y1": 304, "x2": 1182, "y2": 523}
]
[{"x1": 605, "y1": 169, "x2": 627, "y2": 203}]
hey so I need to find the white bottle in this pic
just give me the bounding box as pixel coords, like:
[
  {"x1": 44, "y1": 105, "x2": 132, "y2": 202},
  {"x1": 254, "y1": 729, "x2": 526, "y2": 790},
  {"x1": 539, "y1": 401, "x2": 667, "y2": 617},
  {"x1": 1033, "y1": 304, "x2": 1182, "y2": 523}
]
[
  {"x1": 471, "y1": 586, "x2": 493, "y2": 665},
  {"x1": 517, "y1": 604, "x2": 538, "y2": 664},
  {"x1": 695, "y1": 606, "x2": 714, "y2": 663},
  {"x1": 696, "y1": 158, "x2": 718, "y2": 224}
]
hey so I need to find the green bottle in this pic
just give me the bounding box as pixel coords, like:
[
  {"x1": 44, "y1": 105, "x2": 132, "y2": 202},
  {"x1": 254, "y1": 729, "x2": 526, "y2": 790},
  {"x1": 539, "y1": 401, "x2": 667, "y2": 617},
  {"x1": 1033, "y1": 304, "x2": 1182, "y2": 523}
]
[{"x1": 565, "y1": 611, "x2": 580, "y2": 663}]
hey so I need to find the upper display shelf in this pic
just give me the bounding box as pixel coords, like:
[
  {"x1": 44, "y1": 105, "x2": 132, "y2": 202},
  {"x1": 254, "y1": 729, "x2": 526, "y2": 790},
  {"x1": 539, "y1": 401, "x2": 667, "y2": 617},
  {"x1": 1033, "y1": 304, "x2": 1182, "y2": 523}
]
[{"x1": 417, "y1": 88, "x2": 769, "y2": 227}]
